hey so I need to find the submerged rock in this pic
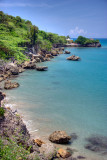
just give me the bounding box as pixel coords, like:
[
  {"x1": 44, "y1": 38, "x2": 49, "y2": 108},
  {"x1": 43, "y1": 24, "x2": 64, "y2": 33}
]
[
  {"x1": 67, "y1": 55, "x2": 80, "y2": 61},
  {"x1": 85, "y1": 135, "x2": 107, "y2": 155},
  {"x1": 49, "y1": 130, "x2": 71, "y2": 144},
  {"x1": 4, "y1": 80, "x2": 19, "y2": 89}
]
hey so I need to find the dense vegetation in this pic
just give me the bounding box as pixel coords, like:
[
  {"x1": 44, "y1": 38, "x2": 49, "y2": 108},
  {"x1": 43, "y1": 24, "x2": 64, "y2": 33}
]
[
  {"x1": 0, "y1": 137, "x2": 40, "y2": 160},
  {"x1": 75, "y1": 36, "x2": 99, "y2": 45},
  {"x1": 0, "y1": 11, "x2": 66, "y2": 61}
]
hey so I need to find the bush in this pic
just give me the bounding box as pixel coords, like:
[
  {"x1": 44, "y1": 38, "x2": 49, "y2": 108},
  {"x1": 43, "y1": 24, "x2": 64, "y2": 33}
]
[{"x1": 0, "y1": 107, "x2": 5, "y2": 116}]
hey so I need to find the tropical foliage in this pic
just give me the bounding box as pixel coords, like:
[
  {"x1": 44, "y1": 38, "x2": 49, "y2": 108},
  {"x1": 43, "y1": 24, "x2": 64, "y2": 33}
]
[
  {"x1": 0, "y1": 11, "x2": 66, "y2": 61},
  {"x1": 75, "y1": 36, "x2": 99, "y2": 45}
]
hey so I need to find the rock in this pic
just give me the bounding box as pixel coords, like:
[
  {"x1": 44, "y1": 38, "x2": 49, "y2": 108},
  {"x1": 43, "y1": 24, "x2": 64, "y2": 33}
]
[
  {"x1": 45, "y1": 54, "x2": 54, "y2": 59},
  {"x1": 65, "y1": 50, "x2": 71, "y2": 54},
  {"x1": 67, "y1": 55, "x2": 80, "y2": 61},
  {"x1": 57, "y1": 148, "x2": 71, "y2": 158},
  {"x1": 0, "y1": 92, "x2": 6, "y2": 107},
  {"x1": 61, "y1": 47, "x2": 64, "y2": 50},
  {"x1": 5, "y1": 63, "x2": 19, "y2": 75},
  {"x1": 36, "y1": 66, "x2": 48, "y2": 71},
  {"x1": 34, "y1": 139, "x2": 45, "y2": 147},
  {"x1": 51, "y1": 50, "x2": 58, "y2": 56},
  {"x1": 23, "y1": 61, "x2": 36, "y2": 69},
  {"x1": 40, "y1": 143, "x2": 57, "y2": 159},
  {"x1": 18, "y1": 68, "x2": 25, "y2": 73},
  {"x1": 35, "y1": 58, "x2": 41, "y2": 63},
  {"x1": 85, "y1": 135, "x2": 107, "y2": 154},
  {"x1": 26, "y1": 152, "x2": 45, "y2": 160},
  {"x1": 49, "y1": 131, "x2": 71, "y2": 144},
  {"x1": 58, "y1": 51, "x2": 63, "y2": 54},
  {"x1": 4, "y1": 80, "x2": 19, "y2": 89},
  {"x1": 77, "y1": 155, "x2": 86, "y2": 159},
  {"x1": 10, "y1": 68, "x2": 19, "y2": 75},
  {"x1": 0, "y1": 77, "x2": 4, "y2": 82}
]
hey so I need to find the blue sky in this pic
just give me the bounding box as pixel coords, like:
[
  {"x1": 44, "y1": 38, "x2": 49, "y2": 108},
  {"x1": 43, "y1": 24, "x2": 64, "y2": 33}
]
[{"x1": 0, "y1": 0, "x2": 107, "y2": 38}]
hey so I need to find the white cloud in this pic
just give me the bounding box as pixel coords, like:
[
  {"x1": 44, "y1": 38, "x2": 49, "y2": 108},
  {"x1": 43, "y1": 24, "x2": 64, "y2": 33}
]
[
  {"x1": 70, "y1": 27, "x2": 87, "y2": 36},
  {"x1": 0, "y1": 3, "x2": 52, "y2": 8}
]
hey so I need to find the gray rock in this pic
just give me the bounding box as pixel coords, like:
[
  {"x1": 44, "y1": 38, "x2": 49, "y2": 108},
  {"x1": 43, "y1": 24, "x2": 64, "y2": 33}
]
[{"x1": 40, "y1": 143, "x2": 57, "y2": 159}]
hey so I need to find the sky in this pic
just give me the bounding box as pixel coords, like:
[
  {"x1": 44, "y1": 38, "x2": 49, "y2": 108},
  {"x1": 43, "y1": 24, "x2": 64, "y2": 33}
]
[{"x1": 0, "y1": 0, "x2": 107, "y2": 38}]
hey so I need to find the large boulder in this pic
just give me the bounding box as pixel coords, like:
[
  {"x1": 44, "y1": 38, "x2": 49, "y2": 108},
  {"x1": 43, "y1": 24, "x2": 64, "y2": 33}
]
[
  {"x1": 40, "y1": 143, "x2": 57, "y2": 159},
  {"x1": 49, "y1": 131, "x2": 71, "y2": 144},
  {"x1": 67, "y1": 55, "x2": 80, "y2": 61},
  {"x1": 5, "y1": 63, "x2": 19, "y2": 75},
  {"x1": 4, "y1": 80, "x2": 19, "y2": 89}
]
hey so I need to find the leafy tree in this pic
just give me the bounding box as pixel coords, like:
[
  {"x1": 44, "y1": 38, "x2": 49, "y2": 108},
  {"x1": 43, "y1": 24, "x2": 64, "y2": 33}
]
[{"x1": 30, "y1": 25, "x2": 38, "y2": 45}]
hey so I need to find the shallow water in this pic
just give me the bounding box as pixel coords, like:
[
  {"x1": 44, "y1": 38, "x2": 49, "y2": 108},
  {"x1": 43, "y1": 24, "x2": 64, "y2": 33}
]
[{"x1": 5, "y1": 39, "x2": 107, "y2": 159}]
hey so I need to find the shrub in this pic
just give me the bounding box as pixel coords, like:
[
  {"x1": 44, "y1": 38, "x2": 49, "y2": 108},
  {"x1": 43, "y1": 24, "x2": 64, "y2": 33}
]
[{"x1": 0, "y1": 107, "x2": 5, "y2": 116}]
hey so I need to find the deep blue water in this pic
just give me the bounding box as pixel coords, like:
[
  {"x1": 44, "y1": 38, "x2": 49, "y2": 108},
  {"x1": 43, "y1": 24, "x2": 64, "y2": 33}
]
[{"x1": 5, "y1": 39, "x2": 107, "y2": 159}]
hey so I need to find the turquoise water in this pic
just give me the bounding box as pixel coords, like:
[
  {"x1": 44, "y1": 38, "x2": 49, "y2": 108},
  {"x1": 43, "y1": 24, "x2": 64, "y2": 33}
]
[{"x1": 5, "y1": 39, "x2": 107, "y2": 159}]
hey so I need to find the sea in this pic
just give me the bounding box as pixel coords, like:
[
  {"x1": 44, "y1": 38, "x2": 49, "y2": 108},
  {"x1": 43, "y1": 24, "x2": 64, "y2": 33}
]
[{"x1": 4, "y1": 38, "x2": 107, "y2": 160}]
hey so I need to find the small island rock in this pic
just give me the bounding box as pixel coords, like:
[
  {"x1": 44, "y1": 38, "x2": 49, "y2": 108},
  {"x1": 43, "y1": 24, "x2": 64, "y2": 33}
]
[
  {"x1": 65, "y1": 50, "x2": 71, "y2": 54},
  {"x1": 67, "y1": 55, "x2": 80, "y2": 61}
]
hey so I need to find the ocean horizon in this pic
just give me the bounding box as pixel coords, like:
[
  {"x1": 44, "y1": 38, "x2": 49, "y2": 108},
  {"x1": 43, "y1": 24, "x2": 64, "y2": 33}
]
[{"x1": 4, "y1": 38, "x2": 107, "y2": 160}]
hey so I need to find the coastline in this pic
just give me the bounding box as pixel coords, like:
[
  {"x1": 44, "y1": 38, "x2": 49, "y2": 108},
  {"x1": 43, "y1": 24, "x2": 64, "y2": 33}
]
[{"x1": 1, "y1": 43, "x2": 107, "y2": 160}]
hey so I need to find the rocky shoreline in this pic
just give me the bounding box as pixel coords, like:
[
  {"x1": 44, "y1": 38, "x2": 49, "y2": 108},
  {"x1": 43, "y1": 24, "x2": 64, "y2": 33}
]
[
  {"x1": 0, "y1": 47, "x2": 80, "y2": 159},
  {"x1": 0, "y1": 92, "x2": 84, "y2": 160},
  {"x1": 1, "y1": 45, "x2": 106, "y2": 160}
]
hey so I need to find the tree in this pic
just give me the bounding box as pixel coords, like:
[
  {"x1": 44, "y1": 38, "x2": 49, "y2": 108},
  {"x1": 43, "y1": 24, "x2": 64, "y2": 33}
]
[{"x1": 30, "y1": 25, "x2": 38, "y2": 45}]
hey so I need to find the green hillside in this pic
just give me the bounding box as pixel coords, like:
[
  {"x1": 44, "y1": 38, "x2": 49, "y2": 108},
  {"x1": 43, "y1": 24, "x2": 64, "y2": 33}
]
[{"x1": 0, "y1": 11, "x2": 66, "y2": 62}]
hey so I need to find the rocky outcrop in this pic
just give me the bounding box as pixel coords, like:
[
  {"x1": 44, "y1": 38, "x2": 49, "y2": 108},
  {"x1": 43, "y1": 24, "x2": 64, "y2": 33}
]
[
  {"x1": 4, "y1": 80, "x2": 19, "y2": 89},
  {"x1": 49, "y1": 131, "x2": 71, "y2": 144},
  {"x1": 67, "y1": 55, "x2": 80, "y2": 61},
  {"x1": 36, "y1": 66, "x2": 48, "y2": 71},
  {"x1": 62, "y1": 42, "x2": 101, "y2": 47}
]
